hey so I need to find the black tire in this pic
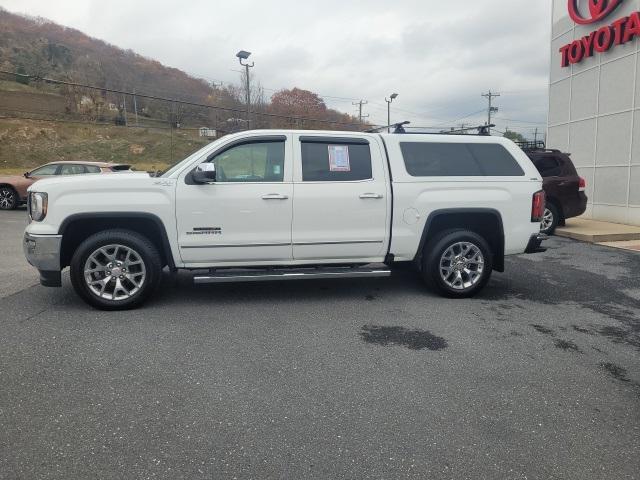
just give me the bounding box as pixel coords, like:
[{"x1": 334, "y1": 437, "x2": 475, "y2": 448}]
[
  {"x1": 0, "y1": 186, "x2": 18, "y2": 210},
  {"x1": 540, "y1": 202, "x2": 560, "y2": 235},
  {"x1": 70, "y1": 229, "x2": 162, "y2": 310},
  {"x1": 421, "y1": 229, "x2": 493, "y2": 298}
]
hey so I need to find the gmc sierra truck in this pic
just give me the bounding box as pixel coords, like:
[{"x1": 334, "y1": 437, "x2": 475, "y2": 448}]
[{"x1": 23, "y1": 129, "x2": 547, "y2": 310}]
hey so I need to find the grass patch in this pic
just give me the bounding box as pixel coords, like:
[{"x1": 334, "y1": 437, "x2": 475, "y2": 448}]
[{"x1": 0, "y1": 118, "x2": 210, "y2": 170}]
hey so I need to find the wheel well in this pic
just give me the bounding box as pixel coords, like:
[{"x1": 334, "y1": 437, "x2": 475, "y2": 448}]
[
  {"x1": 416, "y1": 210, "x2": 505, "y2": 272},
  {"x1": 0, "y1": 183, "x2": 17, "y2": 192},
  {"x1": 545, "y1": 196, "x2": 563, "y2": 218},
  {"x1": 59, "y1": 215, "x2": 174, "y2": 270}
]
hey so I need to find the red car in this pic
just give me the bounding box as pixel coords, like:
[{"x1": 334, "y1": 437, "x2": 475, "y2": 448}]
[{"x1": 0, "y1": 161, "x2": 131, "y2": 210}]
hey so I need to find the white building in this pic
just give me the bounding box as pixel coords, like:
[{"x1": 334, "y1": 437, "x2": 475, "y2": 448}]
[
  {"x1": 199, "y1": 127, "x2": 217, "y2": 138},
  {"x1": 549, "y1": 0, "x2": 640, "y2": 226}
]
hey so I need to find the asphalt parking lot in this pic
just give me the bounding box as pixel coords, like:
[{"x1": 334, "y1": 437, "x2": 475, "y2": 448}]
[{"x1": 0, "y1": 212, "x2": 639, "y2": 479}]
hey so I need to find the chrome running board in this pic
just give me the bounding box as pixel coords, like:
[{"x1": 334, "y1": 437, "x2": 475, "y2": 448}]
[{"x1": 193, "y1": 265, "x2": 391, "y2": 284}]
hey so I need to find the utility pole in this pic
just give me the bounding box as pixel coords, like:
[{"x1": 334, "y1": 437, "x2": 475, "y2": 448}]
[
  {"x1": 236, "y1": 50, "x2": 254, "y2": 130},
  {"x1": 122, "y1": 95, "x2": 128, "y2": 126},
  {"x1": 481, "y1": 90, "x2": 500, "y2": 135},
  {"x1": 133, "y1": 88, "x2": 139, "y2": 126},
  {"x1": 534, "y1": 127, "x2": 539, "y2": 143},
  {"x1": 352, "y1": 99, "x2": 369, "y2": 123}
]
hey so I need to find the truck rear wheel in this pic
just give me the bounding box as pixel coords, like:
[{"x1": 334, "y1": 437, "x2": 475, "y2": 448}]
[
  {"x1": 421, "y1": 229, "x2": 493, "y2": 298},
  {"x1": 70, "y1": 229, "x2": 162, "y2": 310}
]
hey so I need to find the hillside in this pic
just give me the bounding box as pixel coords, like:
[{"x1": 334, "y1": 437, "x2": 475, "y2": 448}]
[
  {"x1": 0, "y1": 118, "x2": 209, "y2": 172},
  {"x1": 0, "y1": 7, "x2": 359, "y2": 128},
  {"x1": 0, "y1": 7, "x2": 362, "y2": 170},
  {"x1": 0, "y1": 7, "x2": 228, "y2": 105}
]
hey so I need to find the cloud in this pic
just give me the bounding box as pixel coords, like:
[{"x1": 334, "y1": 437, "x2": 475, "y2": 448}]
[{"x1": 0, "y1": 0, "x2": 551, "y2": 136}]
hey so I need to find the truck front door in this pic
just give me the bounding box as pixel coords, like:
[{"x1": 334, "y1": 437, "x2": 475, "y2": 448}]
[{"x1": 175, "y1": 135, "x2": 293, "y2": 265}]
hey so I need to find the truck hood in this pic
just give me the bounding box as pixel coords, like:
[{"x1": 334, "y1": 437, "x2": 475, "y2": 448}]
[{"x1": 27, "y1": 171, "x2": 151, "y2": 192}]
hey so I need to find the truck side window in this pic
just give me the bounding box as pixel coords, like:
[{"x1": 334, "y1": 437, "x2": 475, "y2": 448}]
[
  {"x1": 401, "y1": 143, "x2": 481, "y2": 176},
  {"x1": 400, "y1": 142, "x2": 524, "y2": 177},
  {"x1": 467, "y1": 144, "x2": 525, "y2": 176},
  {"x1": 209, "y1": 141, "x2": 285, "y2": 182},
  {"x1": 301, "y1": 142, "x2": 372, "y2": 181}
]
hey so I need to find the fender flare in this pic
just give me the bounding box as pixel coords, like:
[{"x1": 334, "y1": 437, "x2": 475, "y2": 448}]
[
  {"x1": 416, "y1": 208, "x2": 505, "y2": 272},
  {"x1": 58, "y1": 212, "x2": 176, "y2": 270}
]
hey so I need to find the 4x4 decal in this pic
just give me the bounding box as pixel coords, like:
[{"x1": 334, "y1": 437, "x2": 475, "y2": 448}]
[{"x1": 186, "y1": 227, "x2": 222, "y2": 236}]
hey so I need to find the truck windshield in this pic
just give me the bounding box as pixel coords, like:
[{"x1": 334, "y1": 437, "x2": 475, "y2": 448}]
[{"x1": 160, "y1": 138, "x2": 225, "y2": 178}]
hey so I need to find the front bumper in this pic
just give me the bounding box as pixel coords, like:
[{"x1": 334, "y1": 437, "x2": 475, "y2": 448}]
[
  {"x1": 23, "y1": 233, "x2": 62, "y2": 287},
  {"x1": 524, "y1": 233, "x2": 548, "y2": 254}
]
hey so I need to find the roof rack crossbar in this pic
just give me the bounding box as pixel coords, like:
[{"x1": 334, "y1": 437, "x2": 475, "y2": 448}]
[
  {"x1": 367, "y1": 121, "x2": 496, "y2": 136},
  {"x1": 365, "y1": 121, "x2": 411, "y2": 133}
]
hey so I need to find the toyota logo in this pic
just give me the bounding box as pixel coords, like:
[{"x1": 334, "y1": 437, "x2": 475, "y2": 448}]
[{"x1": 568, "y1": 0, "x2": 623, "y2": 24}]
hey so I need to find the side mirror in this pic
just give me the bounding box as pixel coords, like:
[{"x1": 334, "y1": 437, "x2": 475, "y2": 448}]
[
  {"x1": 193, "y1": 163, "x2": 216, "y2": 183},
  {"x1": 23, "y1": 172, "x2": 30, "y2": 178}
]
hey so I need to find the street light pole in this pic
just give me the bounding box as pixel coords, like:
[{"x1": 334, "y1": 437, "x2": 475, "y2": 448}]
[
  {"x1": 385, "y1": 93, "x2": 398, "y2": 133},
  {"x1": 236, "y1": 50, "x2": 254, "y2": 129}
]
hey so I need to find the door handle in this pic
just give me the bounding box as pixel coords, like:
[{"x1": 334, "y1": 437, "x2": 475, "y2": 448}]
[
  {"x1": 359, "y1": 193, "x2": 383, "y2": 199},
  {"x1": 262, "y1": 193, "x2": 289, "y2": 200}
]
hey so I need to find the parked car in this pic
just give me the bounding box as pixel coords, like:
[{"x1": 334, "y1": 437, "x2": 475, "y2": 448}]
[
  {"x1": 519, "y1": 143, "x2": 587, "y2": 235},
  {"x1": 23, "y1": 130, "x2": 546, "y2": 310},
  {"x1": 0, "y1": 161, "x2": 131, "y2": 210}
]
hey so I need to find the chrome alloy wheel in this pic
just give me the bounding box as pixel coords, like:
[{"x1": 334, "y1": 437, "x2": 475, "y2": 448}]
[
  {"x1": 83, "y1": 244, "x2": 146, "y2": 301},
  {"x1": 439, "y1": 241, "x2": 485, "y2": 290},
  {"x1": 541, "y1": 208, "x2": 554, "y2": 232},
  {"x1": 0, "y1": 188, "x2": 15, "y2": 209}
]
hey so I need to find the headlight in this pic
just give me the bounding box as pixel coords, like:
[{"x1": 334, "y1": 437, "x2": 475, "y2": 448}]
[{"x1": 29, "y1": 192, "x2": 48, "y2": 222}]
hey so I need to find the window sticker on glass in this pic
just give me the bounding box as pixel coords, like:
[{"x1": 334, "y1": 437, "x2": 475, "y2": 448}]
[{"x1": 328, "y1": 145, "x2": 350, "y2": 172}]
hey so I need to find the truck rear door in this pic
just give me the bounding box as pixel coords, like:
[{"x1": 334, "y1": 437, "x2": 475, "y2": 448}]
[{"x1": 291, "y1": 135, "x2": 390, "y2": 261}]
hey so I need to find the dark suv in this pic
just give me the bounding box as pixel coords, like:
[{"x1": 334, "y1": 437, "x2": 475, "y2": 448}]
[{"x1": 519, "y1": 143, "x2": 587, "y2": 235}]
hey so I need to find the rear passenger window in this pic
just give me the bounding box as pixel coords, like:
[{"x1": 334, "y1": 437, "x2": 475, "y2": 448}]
[
  {"x1": 533, "y1": 156, "x2": 562, "y2": 177},
  {"x1": 400, "y1": 142, "x2": 524, "y2": 177},
  {"x1": 301, "y1": 141, "x2": 372, "y2": 181}
]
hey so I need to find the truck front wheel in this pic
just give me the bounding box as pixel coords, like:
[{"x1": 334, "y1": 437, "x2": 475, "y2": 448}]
[
  {"x1": 70, "y1": 229, "x2": 162, "y2": 310},
  {"x1": 421, "y1": 229, "x2": 493, "y2": 298}
]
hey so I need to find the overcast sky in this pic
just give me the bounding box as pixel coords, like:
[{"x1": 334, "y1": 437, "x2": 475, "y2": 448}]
[{"x1": 0, "y1": 0, "x2": 551, "y2": 137}]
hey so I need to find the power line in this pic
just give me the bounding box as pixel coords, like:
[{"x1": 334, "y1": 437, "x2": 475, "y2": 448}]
[
  {"x1": 196, "y1": 73, "x2": 369, "y2": 104},
  {"x1": 0, "y1": 70, "x2": 369, "y2": 129},
  {"x1": 493, "y1": 115, "x2": 545, "y2": 125},
  {"x1": 432, "y1": 109, "x2": 487, "y2": 127}
]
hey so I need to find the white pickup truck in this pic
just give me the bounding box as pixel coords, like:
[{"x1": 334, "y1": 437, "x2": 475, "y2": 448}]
[{"x1": 23, "y1": 129, "x2": 547, "y2": 310}]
